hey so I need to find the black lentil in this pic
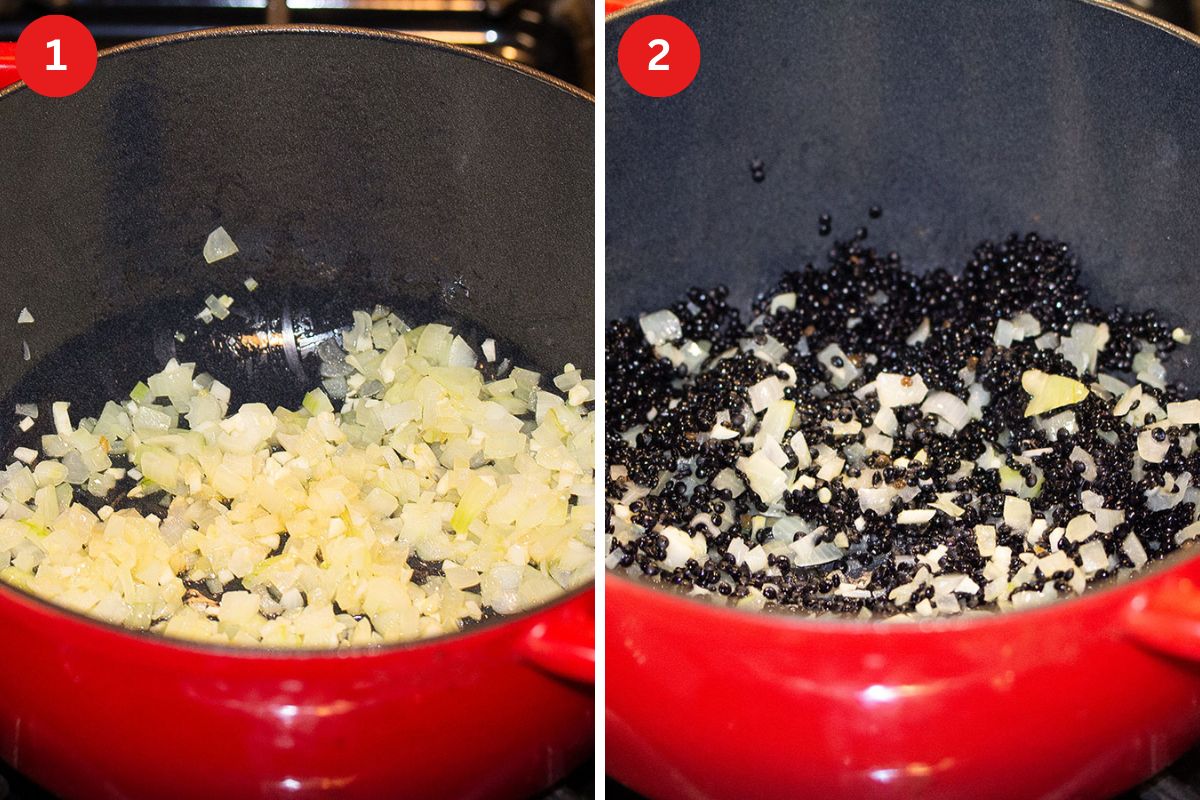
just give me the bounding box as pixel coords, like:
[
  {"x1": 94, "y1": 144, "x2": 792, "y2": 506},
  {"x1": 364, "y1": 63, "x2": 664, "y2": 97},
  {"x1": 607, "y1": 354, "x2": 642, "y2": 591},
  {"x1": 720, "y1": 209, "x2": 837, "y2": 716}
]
[{"x1": 606, "y1": 225, "x2": 1197, "y2": 617}]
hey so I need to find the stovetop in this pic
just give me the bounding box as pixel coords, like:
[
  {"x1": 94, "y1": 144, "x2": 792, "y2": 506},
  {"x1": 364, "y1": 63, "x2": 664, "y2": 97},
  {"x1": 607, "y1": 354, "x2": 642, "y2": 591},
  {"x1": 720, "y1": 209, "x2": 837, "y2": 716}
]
[
  {"x1": 605, "y1": 747, "x2": 1200, "y2": 800},
  {"x1": 0, "y1": 759, "x2": 595, "y2": 799}
]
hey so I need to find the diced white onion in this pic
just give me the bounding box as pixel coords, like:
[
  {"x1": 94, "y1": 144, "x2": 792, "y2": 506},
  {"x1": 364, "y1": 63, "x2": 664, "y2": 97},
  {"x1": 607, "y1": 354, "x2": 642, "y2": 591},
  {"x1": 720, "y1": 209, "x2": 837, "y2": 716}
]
[
  {"x1": 1137, "y1": 429, "x2": 1170, "y2": 463},
  {"x1": 1021, "y1": 370, "x2": 1087, "y2": 417},
  {"x1": 921, "y1": 391, "x2": 970, "y2": 432},
  {"x1": 897, "y1": 508, "x2": 936, "y2": 525},
  {"x1": 1004, "y1": 496, "x2": 1032, "y2": 532},
  {"x1": 1122, "y1": 533, "x2": 1149, "y2": 568},
  {"x1": 875, "y1": 373, "x2": 929, "y2": 407},
  {"x1": 748, "y1": 376, "x2": 785, "y2": 414},
  {"x1": 817, "y1": 344, "x2": 860, "y2": 389},
  {"x1": 1168, "y1": 400, "x2": 1200, "y2": 426},
  {"x1": 1065, "y1": 513, "x2": 1097, "y2": 543},
  {"x1": 203, "y1": 226, "x2": 239, "y2": 264},
  {"x1": 639, "y1": 309, "x2": 682, "y2": 346}
]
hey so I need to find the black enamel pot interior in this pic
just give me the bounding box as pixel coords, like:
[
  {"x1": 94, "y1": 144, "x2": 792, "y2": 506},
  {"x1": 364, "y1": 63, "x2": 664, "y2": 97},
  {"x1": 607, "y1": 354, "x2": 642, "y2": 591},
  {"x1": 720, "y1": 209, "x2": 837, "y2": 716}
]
[
  {"x1": 606, "y1": 0, "x2": 1200, "y2": 396},
  {"x1": 1, "y1": 26, "x2": 594, "y2": 419}
]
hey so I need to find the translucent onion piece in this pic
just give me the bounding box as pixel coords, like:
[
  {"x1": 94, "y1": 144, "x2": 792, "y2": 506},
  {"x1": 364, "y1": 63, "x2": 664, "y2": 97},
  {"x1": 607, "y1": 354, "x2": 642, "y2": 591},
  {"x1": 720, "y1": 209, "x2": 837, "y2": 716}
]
[{"x1": 203, "y1": 226, "x2": 239, "y2": 264}]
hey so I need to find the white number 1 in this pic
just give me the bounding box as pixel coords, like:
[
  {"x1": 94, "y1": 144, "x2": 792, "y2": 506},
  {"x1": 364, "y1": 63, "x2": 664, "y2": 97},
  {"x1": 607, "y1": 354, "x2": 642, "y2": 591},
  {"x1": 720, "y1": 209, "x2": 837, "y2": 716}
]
[
  {"x1": 46, "y1": 39, "x2": 67, "y2": 72},
  {"x1": 648, "y1": 38, "x2": 669, "y2": 71}
]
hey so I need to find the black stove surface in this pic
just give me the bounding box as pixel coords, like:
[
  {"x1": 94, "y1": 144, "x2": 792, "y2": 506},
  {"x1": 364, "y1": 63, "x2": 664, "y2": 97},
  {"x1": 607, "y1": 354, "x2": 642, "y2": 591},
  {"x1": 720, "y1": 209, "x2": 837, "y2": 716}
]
[
  {"x1": 0, "y1": 758, "x2": 595, "y2": 799},
  {"x1": 605, "y1": 746, "x2": 1200, "y2": 800}
]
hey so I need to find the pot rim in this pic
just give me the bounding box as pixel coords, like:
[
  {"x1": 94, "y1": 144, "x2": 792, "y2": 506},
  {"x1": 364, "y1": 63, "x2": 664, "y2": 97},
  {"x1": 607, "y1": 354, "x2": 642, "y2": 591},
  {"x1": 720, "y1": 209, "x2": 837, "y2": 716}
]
[
  {"x1": 0, "y1": 23, "x2": 594, "y2": 103},
  {"x1": 606, "y1": 0, "x2": 1200, "y2": 52},
  {"x1": 603, "y1": 0, "x2": 1200, "y2": 635},
  {"x1": 0, "y1": 24, "x2": 596, "y2": 660}
]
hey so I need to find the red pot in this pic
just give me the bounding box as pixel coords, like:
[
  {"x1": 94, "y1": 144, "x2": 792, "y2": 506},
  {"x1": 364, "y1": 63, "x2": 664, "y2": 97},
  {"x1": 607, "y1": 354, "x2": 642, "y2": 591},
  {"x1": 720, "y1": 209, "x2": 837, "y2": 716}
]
[
  {"x1": 605, "y1": 0, "x2": 1200, "y2": 796},
  {"x1": 0, "y1": 26, "x2": 595, "y2": 800},
  {"x1": 0, "y1": 582, "x2": 593, "y2": 799},
  {"x1": 607, "y1": 564, "x2": 1200, "y2": 799}
]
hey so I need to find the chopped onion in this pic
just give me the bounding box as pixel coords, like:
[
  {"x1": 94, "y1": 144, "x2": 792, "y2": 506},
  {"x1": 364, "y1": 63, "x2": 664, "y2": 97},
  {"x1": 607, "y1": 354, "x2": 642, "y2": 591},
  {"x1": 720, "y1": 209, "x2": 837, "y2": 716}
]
[
  {"x1": 51, "y1": 402, "x2": 71, "y2": 437},
  {"x1": 1145, "y1": 472, "x2": 1191, "y2": 511},
  {"x1": 1137, "y1": 429, "x2": 1170, "y2": 463},
  {"x1": 761, "y1": 438, "x2": 789, "y2": 469},
  {"x1": 921, "y1": 391, "x2": 970, "y2": 432},
  {"x1": 897, "y1": 508, "x2": 936, "y2": 525},
  {"x1": 919, "y1": 544, "x2": 947, "y2": 571},
  {"x1": 638, "y1": 309, "x2": 682, "y2": 346},
  {"x1": 994, "y1": 319, "x2": 1016, "y2": 348},
  {"x1": 1168, "y1": 400, "x2": 1200, "y2": 426},
  {"x1": 857, "y1": 486, "x2": 897, "y2": 514},
  {"x1": 1058, "y1": 322, "x2": 1109, "y2": 375},
  {"x1": 447, "y1": 335, "x2": 477, "y2": 368},
  {"x1": 17, "y1": 308, "x2": 33, "y2": 324},
  {"x1": 817, "y1": 344, "x2": 860, "y2": 389},
  {"x1": 1095, "y1": 508, "x2": 1125, "y2": 533},
  {"x1": 974, "y1": 525, "x2": 997, "y2": 557},
  {"x1": 1122, "y1": 533, "x2": 1149, "y2": 568},
  {"x1": 1013, "y1": 313, "x2": 1042, "y2": 339},
  {"x1": 1069, "y1": 446, "x2": 1097, "y2": 482},
  {"x1": 0, "y1": 311, "x2": 593, "y2": 648},
  {"x1": 747, "y1": 376, "x2": 785, "y2": 413},
  {"x1": 1175, "y1": 521, "x2": 1200, "y2": 546},
  {"x1": 966, "y1": 384, "x2": 991, "y2": 420},
  {"x1": 1113, "y1": 384, "x2": 1143, "y2": 417},
  {"x1": 662, "y1": 526, "x2": 707, "y2": 569},
  {"x1": 873, "y1": 406, "x2": 898, "y2": 436},
  {"x1": 906, "y1": 318, "x2": 931, "y2": 345},
  {"x1": 1065, "y1": 513, "x2": 1097, "y2": 543},
  {"x1": 756, "y1": 400, "x2": 795, "y2": 445},
  {"x1": 1078, "y1": 540, "x2": 1109, "y2": 574},
  {"x1": 790, "y1": 531, "x2": 843, "y2": 566},
  {"x1": 737, "y1": 451, "x2": 787, "y2": 504},
  {"x1": 1038, "y1": 549, "x2": 1074, "y2": 577},
  {"x1": 203, "y1": 226, "x2": 239, "y2": 264},
  {"x1": 875, "y1": 373, "x2": 929, "y2": 407},
  {"x1": 1021, "y1": 370, "x2": 1088, "y2": 417},
  {"x1": 769, "y1": 292, "x2": 797, "y2": 314},
  {"x1": 1134, "y1": 346, "x2": 1167, "y2": 390},
  {"x1": 1004, "y1": 496, "x2": 1032, "y2": 532}
]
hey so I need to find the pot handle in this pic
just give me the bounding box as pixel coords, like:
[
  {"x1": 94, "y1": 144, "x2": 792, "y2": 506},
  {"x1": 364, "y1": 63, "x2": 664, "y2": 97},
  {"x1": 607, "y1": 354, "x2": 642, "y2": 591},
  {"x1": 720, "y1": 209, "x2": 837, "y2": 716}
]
[
  {"x1": 1125, "y1": 576, "x2": 1200, "y2": 663},
  {"x1": 519, "y1": 591, "x2": 595, "y2": 684},
  {"x1": 0, "y1": 44, "x2": 16, "y2": 91}
]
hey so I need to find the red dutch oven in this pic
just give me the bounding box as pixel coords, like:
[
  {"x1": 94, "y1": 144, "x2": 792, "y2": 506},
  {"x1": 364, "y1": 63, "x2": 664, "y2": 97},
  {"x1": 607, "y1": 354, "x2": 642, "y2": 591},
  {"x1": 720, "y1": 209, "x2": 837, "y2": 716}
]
[
  {"x1": 0, "y1": 26, "x2": 594, "y2": 799},
  {"x1": 605, "y1": 0, "x2": 1200, "y2": 797}
]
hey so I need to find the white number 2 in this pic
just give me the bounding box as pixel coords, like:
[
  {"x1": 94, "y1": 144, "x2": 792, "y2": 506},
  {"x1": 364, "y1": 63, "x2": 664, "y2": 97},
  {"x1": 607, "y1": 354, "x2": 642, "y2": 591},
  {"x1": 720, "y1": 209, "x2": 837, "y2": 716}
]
[
  {"x1": 46, "y1": 39, "x2": 67, "y2": 72},
  {"x1": 648, "y1": 38, "x2": 669, "y2": 71}
]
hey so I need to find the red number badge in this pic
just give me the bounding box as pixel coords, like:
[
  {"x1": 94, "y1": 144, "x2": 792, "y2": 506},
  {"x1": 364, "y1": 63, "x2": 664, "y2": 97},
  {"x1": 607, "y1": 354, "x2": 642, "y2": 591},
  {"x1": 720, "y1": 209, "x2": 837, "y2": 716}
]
[
  {"x1": 16, "y1": 16, "x2": 97, "y2": 98},
  {"x1": 617, "y1": 15, "x2": 700, "y2": 98}
]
